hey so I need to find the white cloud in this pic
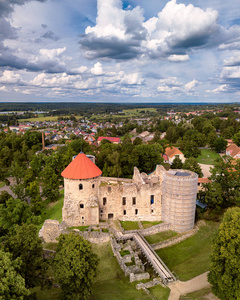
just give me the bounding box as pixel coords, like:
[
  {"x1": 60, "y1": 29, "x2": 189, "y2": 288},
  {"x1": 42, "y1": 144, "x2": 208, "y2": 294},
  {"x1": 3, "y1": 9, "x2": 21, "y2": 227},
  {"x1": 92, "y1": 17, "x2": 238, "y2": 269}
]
[
  {"x1": 91, "y1": 62, "x2": 103, "y2": 75},
  {"x1": 0, "y1": 70, "x2": 22, "y2": 84},
  {"x1": 221, "y1": 66, "x2": 240, "y2": 79},
  {"x1": 206, "y1": 84, "x2": 228, "y2": 93},
  {"x1": 121, "y1": 72, "x2": 143, "y2": 85},
  {"x1": 39, "y1": 47, "x2": 66, "y2": 59},
  {"x1": 168, "y1": 54, "x2": 189, "y2": 62},
  {"x1": 71, "y1": 66, "x2": 88, "y2": 74},
  {"x1": 224, "y1": 52, "x2": 240, "y2": 66},
  {"x1": 185, "y1": 79, "x2": 198, "y2": 92}
]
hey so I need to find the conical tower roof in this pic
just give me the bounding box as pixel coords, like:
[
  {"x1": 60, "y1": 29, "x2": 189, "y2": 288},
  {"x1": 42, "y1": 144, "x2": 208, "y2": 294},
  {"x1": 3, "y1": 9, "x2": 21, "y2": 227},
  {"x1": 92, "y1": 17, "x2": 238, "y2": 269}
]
[{"x1": 61, "y1": 153, "x2": 102, "y2": 180}]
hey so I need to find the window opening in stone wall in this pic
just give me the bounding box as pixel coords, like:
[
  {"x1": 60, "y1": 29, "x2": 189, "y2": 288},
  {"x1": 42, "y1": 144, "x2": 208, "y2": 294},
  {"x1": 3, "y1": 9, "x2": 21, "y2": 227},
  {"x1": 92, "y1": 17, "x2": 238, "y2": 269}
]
[
  {"x1": 82, "y1": 221, "x2": 84, "y2": 224},
  {"x1": 151, "y1": 209, "x2": 154, "y2": 214},
  {"x1": 108, "y1": 213, "x2": 113, "y2": 219},
  {"x1": 103, "y1": 197, "x2": 107, "y2": 205},
  {"x1": 92, "y1": 184, "x2": 95, "y2": 188},
  {"x1": 80, "y1": 204, "x2": 84, "y2": 208},
  {"x1": 82, "y1": 216, "x2": 84, "y2": 219},
  {"x1": 132, "y1": 197, "x2": 136, "y2": 205},
  {"x1": 150, "y1": 195, "x2": 154, "y2": 204},
  {"x1": 123, "y1": 210, "x2": 126, "y2": 215},
  {"x1": 135, "y1": 209, "x2": 138, "y2": 215},
  {"x1": 100, "y1": 209, "x2": 103, "y2": 213},
  {"x1": 79, "y1": 184, "x2": 83, "y2": 190},
  {"x1": 122, "y1": 197, "x2": 126, "y2": 205},
  {"x1": 108, "y1": 186, "x2": 111, "y2": 192}
]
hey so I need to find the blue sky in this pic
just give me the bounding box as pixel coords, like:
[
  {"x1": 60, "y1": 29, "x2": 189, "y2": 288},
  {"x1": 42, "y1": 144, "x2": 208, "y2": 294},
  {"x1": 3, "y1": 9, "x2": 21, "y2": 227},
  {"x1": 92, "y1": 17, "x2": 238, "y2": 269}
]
[{"x1": 0, "y1": 0, "x2": 240, "y2": 103}]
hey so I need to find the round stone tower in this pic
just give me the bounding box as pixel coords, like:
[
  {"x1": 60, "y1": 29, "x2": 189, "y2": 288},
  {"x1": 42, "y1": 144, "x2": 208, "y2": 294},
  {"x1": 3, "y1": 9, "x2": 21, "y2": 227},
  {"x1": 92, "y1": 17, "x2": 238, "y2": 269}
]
[
  {"x1": 61, "y1": 152, "x2": 102, "y2": 226},
  {"x1": 161, "y1": 169, "x2": 198, "y2": 233}
]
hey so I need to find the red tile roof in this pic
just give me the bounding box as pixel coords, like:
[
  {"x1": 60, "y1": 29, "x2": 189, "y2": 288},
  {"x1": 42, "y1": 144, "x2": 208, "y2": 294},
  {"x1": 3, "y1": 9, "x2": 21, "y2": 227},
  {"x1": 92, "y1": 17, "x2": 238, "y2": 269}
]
[
  {"x1": 61, "y1": 153, "x2": 102, "y2": 180},
  {"x1": 165, "y1": 147, "x2": 183, "y2": 158},
  {"x1": 97, "y1": 136, "x2": 121, "y2": 143}
]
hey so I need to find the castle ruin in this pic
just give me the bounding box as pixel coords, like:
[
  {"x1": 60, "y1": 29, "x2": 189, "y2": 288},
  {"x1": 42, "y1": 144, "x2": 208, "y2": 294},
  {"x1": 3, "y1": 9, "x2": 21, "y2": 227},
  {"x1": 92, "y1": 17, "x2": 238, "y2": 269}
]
[{"x1": 61, "y1": 153, "x2": 198, "y2": 233}]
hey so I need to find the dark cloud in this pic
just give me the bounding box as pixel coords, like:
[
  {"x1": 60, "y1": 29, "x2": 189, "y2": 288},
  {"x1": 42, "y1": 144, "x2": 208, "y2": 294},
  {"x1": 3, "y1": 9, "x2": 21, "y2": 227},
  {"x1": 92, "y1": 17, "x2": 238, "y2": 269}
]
[
  {"x1": 41, "y1": 24, "x2": 48, "y2": 28},
  {"x1": 41, "y1": 30, "x2": 60, "y2": 41},
  {"x1": 0, "y1": 0, "x2": 46, "y2": 18}
]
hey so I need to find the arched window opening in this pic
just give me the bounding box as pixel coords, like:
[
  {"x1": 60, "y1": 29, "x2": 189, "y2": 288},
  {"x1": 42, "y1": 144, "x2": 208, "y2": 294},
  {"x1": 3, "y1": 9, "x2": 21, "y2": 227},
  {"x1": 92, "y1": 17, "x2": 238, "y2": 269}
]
[{"x1": 79, "y1": 184, "x2": 83, "y2": 190}]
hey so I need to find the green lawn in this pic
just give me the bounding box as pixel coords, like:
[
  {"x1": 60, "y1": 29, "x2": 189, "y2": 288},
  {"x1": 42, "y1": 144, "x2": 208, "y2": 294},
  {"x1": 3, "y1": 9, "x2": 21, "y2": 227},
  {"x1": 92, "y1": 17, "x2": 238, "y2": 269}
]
[
  {"x1": 156, "y1": 222, "x2": 219, "y2": 281},
  {"x1": 195, "y1": 149, "x2": 221, "y2": 165},
  {"x1": 120, "y1": 221, "x2": 140, "y2": 230},
  {"x1": 0, "y1": 182, "x2": 5, "y2": 188},
  {"x1": 40, "y1": 191, "x2": 64, "y2": 227},
  {"x1": 180, "y1": 286, "x2": 213, "y2": 299},
  {"x1": 144, "y1": 230, "x2": 178, "y2": 244},
  {"x1": 148, "y1": 285, "x2": 170, "y2": 300},
  {"x1": 141, "y1": 221, "x2": 163, "y2": 229}
]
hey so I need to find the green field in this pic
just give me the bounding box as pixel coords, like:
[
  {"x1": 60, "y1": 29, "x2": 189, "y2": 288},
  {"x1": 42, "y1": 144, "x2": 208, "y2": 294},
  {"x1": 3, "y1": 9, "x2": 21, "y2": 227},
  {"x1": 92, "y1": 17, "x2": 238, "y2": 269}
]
[
  {"x1": 0, "y1": 182, "x2": 5, "y2": 188},
  {"x1": 40, "y1": 191, "x2": 64, "y2": 227},
  {"x1": 145, "y1": 230, "x2": 178, "y2": 244},
  {"x1": 120, "y1": 221, "x2": 140, "y2": 230},
  {"x1": 141, "y1": 221, "x2": 163, "y2": 229},
  {"x1": 122, "y1": 108, "x2": 157, "y2": 116},
  {"x1": 36, "y1": 242, "x2": 170, "y2": 300},
  {"x1": 20, "y1": 115, "x2": 71, "y2": 122},
  {"x1": 156, "y1": 222, "x2": 219, "y2": 281},
  {"x1": 180, "y1": 286, "x2": 213, "y2": 299},
  {"x1": 195, "y1": 149, "x2": 221, "y2": 165}
]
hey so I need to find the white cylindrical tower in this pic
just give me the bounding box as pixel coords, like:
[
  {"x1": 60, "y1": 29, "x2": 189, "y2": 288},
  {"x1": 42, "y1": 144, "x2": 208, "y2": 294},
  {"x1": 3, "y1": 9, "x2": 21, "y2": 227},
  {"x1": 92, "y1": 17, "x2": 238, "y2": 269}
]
[{"x1": 162, "y1": 170, "x2": 198, "y2": 233}]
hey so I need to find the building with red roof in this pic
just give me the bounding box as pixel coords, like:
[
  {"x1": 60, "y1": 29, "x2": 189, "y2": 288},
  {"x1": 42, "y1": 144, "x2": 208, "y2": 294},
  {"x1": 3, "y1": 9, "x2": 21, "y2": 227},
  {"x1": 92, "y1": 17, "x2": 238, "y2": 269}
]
[
  {"x1": 164, "y1": 147, "x2": 185, "y2": 164},
  {"x1": 97, "y1": 136, "x2": 121, "y2": 145}
]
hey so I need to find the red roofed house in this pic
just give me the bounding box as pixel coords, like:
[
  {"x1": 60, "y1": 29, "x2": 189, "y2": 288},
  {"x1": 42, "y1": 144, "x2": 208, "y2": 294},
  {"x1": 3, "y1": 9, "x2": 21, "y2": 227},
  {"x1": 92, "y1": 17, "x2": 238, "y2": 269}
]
[
  {"x1": 164, "y1": 147, "x2": 185, "y2": 164},
  {"x1": 226, "y1": 143, "x2": 240, "y2": 159},
  {"x1": 97, "y1": 136, "x2": 121, "y2": 146}
]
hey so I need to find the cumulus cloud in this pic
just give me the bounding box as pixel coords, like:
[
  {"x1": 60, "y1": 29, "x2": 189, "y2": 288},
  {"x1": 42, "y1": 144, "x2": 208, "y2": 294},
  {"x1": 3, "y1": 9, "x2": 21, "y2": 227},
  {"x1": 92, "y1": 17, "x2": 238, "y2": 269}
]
[
  {"x1": 168, "y1": 54, "x2": 190, "y2": 62},
  {"x1": 91, "y1": 62, "x2": 103, "y2": 75},
  {"x1": 221, "y1": 66, "x2": 240, "y2": 79},
  {"x1": 79, "y1": 0, "x2": 238, "y2": 61},
  {"x1": 206, "y1": 84, "x2": 228, "y2": 93},
  {"x1": 158, "y1": 77, "x2": 198, "y2": 93},
  {"x1": 0, "y1": 70, "x2": 22, "y2": 84},
  {"x1": 224, "y1": 52, "x2": 240, "y2": 66}
]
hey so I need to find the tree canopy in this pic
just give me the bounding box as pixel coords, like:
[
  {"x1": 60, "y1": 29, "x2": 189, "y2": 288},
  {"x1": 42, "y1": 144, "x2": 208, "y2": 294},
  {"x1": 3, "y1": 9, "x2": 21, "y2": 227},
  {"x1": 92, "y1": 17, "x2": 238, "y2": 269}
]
[
  {"x1": 208, "y1": 207, "x2": 240, "y2": 299},
  {"x1": 54, "y1": 233, "x2": 99, "y2": 300}
]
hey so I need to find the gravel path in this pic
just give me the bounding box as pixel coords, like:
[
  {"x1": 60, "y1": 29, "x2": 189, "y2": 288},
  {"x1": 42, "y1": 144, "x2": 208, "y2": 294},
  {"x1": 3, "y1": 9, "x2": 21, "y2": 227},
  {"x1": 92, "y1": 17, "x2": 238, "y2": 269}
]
[
  {"x1": 168, "y1": 272, "x2": 211, "y2": 300},
  {"x1": 199, "y1": 164, "x2": 213, "y2": 178}
]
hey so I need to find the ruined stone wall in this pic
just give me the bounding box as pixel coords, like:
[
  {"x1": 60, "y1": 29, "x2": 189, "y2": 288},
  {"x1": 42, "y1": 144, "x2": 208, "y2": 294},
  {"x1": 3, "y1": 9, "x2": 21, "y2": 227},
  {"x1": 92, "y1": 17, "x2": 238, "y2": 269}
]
[
  {"x1": 62, "y1": 176, "x2": 100, "y2": 226},
  {"x1": 98, "y1": 168, "x2": 163, "y2": 222}
]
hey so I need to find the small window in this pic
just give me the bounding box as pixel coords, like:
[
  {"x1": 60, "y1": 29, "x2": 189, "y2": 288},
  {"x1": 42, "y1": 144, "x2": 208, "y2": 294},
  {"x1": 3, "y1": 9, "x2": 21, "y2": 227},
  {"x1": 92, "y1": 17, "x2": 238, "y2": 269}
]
[
  {"x1": 100, "y1": 209, "x2": 103, "y2": 213},
  {"x1": 135, "y1": 209, "x2": 138, "y2": 215},
  {"x1": 82, "y1": 216, "x2": 84, "y2": 219},
  {"x1": 151, "y1": 209, "x2": 154, "y2": 214},
  {"x1": 132, "y1": 197, "x2": 136, "y2": 205},
  {"x1": 80, "y1": 204, "x2": 84, "y2": 208},
  {"x1": 92, "y1": 184, "x2": 95, "y2": 188},
  {"x1": 82, "y1": 221, "x2": 84, "y2": 224},
  {"x1": 103, "y1": 197, "x2": 107, "y2": 205},
  {"x1": 108, "y1": 186, "x2": 111, "y2": 192},
  {"x1": 123, "y1": 210, "x2": 126, "y2": 215},
  {"x1": 122, "y1": 197, "x2": 126, "y2": 205},
  {"x1": 198, "y1": 183, "x2": 201, "y2": 186},
  {"x1": 79, "y1": 184, "x2": 83, "y2": 190},
  {"x1": 150, "y1": 195, "x2": 154, "y2": 204}
]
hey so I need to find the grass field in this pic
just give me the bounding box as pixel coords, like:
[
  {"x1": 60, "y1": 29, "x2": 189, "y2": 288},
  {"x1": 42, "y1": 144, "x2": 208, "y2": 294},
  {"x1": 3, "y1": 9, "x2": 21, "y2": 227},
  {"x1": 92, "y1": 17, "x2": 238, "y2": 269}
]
[
  {"x1": 145, "y1": 230, "x2": 178, "y2": 244},
  {"x1": 122, "y1": 108, "x2": 157, "y2": 116},
  {"x1": 40, "y1": 191, "x2": 64, "y2": 227},
  {"x1": 156, "y1": 222, "x2": 219, "y2": 281},
  {"x1": 20, "y1": 115, "x2": 71, "y2": 122},
  {"x1": 180, "y1": 286, "x2": 213, "y2": 299},
  {"x1": 195, "y1": 149, "x2": 221, "y2": 165},
  {"x1": 141, "y1": 221, "x2": 163, "y2": 229},
  {"x1": 120, "y1": 221, "x2": 140, "y2": 230},
  {"x1": 148, "y1": 285, "x2": 170, "y2": 299},
  {"x1": 0, "y1": 182, "x2": 5, "y2": 188}
]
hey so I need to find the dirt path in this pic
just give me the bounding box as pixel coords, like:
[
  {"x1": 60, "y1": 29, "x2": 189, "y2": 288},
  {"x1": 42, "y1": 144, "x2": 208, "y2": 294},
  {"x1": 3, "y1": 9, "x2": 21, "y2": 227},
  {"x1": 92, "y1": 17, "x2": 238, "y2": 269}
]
[
  {"x1": 199, "y1": 164, "x2": 213, "y2": 178},
  {"x1": 0, "y1": 177, "x2": 16, "y2": 197},
  {"x1": 168, "y1": 272, "x2": 211, "y2": 300}
]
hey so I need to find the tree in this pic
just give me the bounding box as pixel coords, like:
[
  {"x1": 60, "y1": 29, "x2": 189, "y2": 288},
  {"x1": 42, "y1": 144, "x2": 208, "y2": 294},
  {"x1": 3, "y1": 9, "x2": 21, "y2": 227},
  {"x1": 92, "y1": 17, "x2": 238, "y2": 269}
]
[
  {"x1": 5, "y1": 224, "x2": 46, "y2": 289},
  {"x1": 54, "y1": 233, "x2": 99, "y2": 300},
  {"x1": 41, "y1": 165, "x2": 60, "y2": 201},
  {"x1": 232, "y1": 131, "x2": 240, "y2": 146},
  {"x1": 183, "y1": 158, "x2": 203, "y2": 178},
  {"x1": 171, "y1": 155, "x2": 183, "y2": 169},
  {"x1": 208, "y1": 207, "x2": 240, "y2": 299},
  {"x1": 0, "y1": 250, "x2": 30, "y2": 299},
  {"x1": 213, "y1": 137, "x2": 227, "y2": 153}
]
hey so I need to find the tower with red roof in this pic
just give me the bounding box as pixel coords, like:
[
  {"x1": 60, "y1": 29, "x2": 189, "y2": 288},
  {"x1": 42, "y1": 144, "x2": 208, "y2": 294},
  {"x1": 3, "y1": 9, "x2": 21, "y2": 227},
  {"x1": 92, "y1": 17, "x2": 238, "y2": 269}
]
[{"x1": 61, "y1": 152, "x2": 102, "y2": 226}]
